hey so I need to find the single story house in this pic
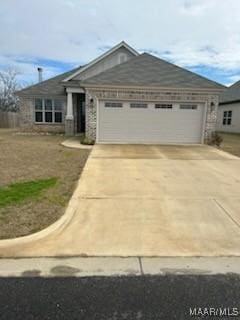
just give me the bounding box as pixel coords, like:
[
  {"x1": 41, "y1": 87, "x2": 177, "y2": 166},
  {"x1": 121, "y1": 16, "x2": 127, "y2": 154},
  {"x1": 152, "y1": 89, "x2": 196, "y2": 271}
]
[
  {"x1": 217, "y1": 80, "x2": 240, "y2": 133},
  {"x1": 18, "y1": 41, "x2": 225, "y2": 144}
]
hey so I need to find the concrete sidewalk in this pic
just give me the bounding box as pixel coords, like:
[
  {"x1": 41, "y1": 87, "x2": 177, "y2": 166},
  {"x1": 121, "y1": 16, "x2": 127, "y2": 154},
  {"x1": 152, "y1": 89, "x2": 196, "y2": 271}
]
[
  {"x1": 1, "y1": 257, "x2": 240, "y2": 277},
  {"x1": 61, "y1": 137, "x2": 93, "y2": 150}
]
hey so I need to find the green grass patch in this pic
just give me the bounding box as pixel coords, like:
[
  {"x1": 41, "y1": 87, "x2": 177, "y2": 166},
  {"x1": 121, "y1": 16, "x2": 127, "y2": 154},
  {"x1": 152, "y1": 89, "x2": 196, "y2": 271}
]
[{"x1": 0, "y1": 177, "x2": 58, "y2": 207}]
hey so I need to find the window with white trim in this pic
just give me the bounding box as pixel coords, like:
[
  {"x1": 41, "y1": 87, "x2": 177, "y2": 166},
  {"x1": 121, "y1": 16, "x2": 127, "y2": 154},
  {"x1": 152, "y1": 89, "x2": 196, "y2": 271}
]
[
  {"x1": 130, "y1": 103, "x2": 148, "y2": 108},
  {"x1": 180, "y1": 104, "x2": 198, "y2": 110},
  {"x1": 35, "y1": 99, "x2": 63, "y2": 123},
  {"x1": 222, "y1": 110, "x2": 232, "y2": 125},
  {"x1": 155, "y1": 104, "x2": 173, "y2": 109},
  {"x1": 105, "y1": 102, "x2": 123, "y2": 108}
]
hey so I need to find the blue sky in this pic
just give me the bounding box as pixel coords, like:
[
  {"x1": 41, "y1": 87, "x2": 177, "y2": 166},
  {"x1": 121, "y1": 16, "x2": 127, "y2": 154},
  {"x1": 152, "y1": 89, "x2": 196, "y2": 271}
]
[{"x1": 1, "y1": 0, "x2": 240, "y2": 87}]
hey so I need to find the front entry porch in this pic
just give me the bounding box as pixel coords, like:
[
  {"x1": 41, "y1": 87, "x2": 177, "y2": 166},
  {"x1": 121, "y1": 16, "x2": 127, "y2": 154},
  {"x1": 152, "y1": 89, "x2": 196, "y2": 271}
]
[
  {"x1": 65, "y1": 88, "x2": 86, "y2": 136},
  {"x1": 75, "y1": 93, "x2": 85, "y2": 134}
]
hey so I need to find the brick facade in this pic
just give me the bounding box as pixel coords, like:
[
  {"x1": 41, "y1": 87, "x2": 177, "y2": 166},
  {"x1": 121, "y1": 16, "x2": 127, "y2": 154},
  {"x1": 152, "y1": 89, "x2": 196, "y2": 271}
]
[
  {"x1": 19, "y1": 88, "x2": 219, "y2": 143},
  {"x1": 18, "y1": 96, "x2": 66, "y2": 133},
  {"x1": 85, "y1": 90, "x2": 97, "y2": 140},
  {"x1": 85, "y1": 88, "x2": 219, "y2": 143}
]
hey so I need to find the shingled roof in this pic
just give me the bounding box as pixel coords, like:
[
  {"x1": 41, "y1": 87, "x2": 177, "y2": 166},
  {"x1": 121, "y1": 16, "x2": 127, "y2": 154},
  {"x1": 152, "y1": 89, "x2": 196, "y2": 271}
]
[
  {"x1": 219, "y1": 80, "x2": 240, "y2": 104},
  {"x1": 18, "y1": 52, "x2": 225, "y2": 97},
  {"x1": 82, "y1": 53, "x2": 224, "y2": 90},
  {"x1": 17, "y1": 67, "x2": 81, "y2": 96}
]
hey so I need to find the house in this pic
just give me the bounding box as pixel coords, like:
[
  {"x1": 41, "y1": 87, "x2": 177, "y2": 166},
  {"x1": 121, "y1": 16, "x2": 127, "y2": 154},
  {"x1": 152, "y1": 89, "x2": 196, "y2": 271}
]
[
  {"x1": 18, "y1": 41, "x2": 225, "y2": 144},
  {"x1": 217, "y1": 80, "x2": 240, "y2": 133}
]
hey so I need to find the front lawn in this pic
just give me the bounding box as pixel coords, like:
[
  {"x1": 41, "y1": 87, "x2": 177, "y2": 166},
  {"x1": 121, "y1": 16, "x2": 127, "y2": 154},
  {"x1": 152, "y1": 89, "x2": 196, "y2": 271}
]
[
  {"x1": 218, "y1": 132, "x2": 240, "y2": 157},
  {"x1": 0, "y1": 178, "x2": 58, "y2": 207},
  {"x1": 0, "y1": 129, "x2": 89, "y2": 239}
]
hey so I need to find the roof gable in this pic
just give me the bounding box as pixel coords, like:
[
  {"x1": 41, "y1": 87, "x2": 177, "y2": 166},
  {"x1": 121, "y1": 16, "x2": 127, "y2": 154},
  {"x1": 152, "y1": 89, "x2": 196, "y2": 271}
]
[
  {"x1": 220, "y1": 80, "x2": 240, "y2": 104},
  {"x1": 82, "y1": 53, "x2": 225, "y2": 90},
  {"x1": 63, "y1": 41, "x2": 139, "y2": 82},
  {"x1": 16, "y1": 41, "x2": 138, "y2": 97}
]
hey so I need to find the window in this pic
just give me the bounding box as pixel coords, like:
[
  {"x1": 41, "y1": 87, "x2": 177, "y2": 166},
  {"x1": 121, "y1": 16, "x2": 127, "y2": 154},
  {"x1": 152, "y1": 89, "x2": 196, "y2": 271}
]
[
  {"x1": 35, "y1": 99, "x2": 63, "y2": 123},
  {"x1": 54, "y1": 100, "x2": 63, "y2": 123},
  {"x1": 155, "y1": 104, "x2": 172, "y2": 109},
  {"x1": 55, "y1": 112, "x2": 62, "y2": 123},
  {"x1": 105, "y1": 102, "x2": 122, "y2": 108},
  {"x1": 35, "y1": 99, "x2": 43, "y2": 122},
  {"x1": 35, "y1": 112, "x2": 43, "y2": 122},
  {"x1": 222, "y1": 110, "x2": 232, "y2": 125},
  {"x1": 130, "y1": 103, "x2": 148, "y2": 108},
  {"x1": 45, "y1": 99, "x2": 52, "y2": 110},
  {"x1": 180, "y1": 104, "x2": 198, "y2": 110},
  {"x1": 45, "y1": 99, "x2": 53, "y2": 123},
  {"x1": 45, "y1": 112, "x2": 53, "y2": 122},
  {"x1": 35, "y1": 99, "x2": 43, "y2": 110}
]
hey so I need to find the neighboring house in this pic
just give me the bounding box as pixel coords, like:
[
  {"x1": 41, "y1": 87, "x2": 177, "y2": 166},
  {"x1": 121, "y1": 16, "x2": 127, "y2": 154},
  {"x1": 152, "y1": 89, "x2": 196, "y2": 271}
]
[
  {"x1": 217, "y1": 80, "x2": 240, "y2": 133},
  {"x1": 18, "y1": 41, "x2": 225, "y2": 144}
]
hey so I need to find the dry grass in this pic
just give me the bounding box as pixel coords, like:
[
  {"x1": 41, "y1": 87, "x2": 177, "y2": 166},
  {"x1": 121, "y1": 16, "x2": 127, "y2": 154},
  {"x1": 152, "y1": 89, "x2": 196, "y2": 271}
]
[
  {"x1": 219, "y1": 132, "x2": 240, "y2": 157},
  {"x1": 0, "y1": 129, "x2": 90, "y2": 239}
]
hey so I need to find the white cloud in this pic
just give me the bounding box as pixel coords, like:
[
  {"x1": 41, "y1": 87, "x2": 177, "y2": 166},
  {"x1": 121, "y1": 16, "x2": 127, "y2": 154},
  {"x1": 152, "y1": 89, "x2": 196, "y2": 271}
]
[
  {"x1": 180, "y1": 0, "x2": 215, "y2": 16},
  {"x1": 0, "y1": 0, "x2": 240, "y2": 84}
]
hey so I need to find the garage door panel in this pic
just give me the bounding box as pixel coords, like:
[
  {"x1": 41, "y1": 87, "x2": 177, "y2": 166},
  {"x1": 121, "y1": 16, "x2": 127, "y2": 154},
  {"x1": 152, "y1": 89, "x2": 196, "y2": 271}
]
[{"x1": 98, "y1": 101, "x2": 204, "y2": 144}]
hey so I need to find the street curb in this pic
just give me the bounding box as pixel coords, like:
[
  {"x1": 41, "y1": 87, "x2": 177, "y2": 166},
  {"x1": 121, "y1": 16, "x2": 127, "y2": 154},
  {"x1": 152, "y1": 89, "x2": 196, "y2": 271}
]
[{"x1": 0, "y1": 257, "x2": 240, "y2": 277}]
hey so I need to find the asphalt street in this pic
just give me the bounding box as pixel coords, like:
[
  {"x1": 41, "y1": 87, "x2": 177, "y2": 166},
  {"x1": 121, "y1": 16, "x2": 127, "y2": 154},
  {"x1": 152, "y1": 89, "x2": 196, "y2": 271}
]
[{"x1": 0, "y1": 275, "x2": 240, "y2": 319}]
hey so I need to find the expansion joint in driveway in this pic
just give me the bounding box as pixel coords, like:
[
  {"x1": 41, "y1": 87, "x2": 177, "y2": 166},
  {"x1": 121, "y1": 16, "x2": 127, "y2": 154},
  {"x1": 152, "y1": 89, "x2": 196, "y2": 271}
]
[{"x1": 213, "y1": 199, "x2": 240, "y2": 230}]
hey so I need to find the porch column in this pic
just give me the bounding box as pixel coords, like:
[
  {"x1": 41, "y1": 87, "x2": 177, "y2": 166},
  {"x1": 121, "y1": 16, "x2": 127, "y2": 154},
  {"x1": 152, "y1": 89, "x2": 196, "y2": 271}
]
[
  {"x1": 66, "y1": 92, "x2": 73, "y2": 120},
  {"x1": 65, "y1": 92, "x2": 74, "y2": 135}
]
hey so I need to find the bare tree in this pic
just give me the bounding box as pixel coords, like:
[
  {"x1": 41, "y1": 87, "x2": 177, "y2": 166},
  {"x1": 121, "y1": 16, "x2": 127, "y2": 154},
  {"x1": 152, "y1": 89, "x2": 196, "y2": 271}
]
[{"x1": 0, "y1": 68, "x2": 21, "y2": 112}]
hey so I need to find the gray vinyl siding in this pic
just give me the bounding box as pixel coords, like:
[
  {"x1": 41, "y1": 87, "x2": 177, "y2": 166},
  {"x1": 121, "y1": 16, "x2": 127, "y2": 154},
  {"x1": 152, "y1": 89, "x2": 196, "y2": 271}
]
[
  {"x1": 72, "y1": 47, "x2": 135, "y2": 81},
  {"x1": 217, "y1": 103, "x2": 240, "y2": 133}
]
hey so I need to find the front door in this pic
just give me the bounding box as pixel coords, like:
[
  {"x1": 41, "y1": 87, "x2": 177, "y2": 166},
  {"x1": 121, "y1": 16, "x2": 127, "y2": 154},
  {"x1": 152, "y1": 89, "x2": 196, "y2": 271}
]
[{"x1": 77, "y1": 94, "x2": 85, "y2": 133}]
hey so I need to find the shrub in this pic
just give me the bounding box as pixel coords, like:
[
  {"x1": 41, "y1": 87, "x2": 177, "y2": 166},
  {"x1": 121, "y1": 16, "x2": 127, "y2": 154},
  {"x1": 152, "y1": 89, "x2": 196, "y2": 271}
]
[
  {"x1": 207, "y1": 132, "x2": 223, "y2": 147},
  {"x1": 80, "y1": 136, "x2": 95, "y2": 145}
]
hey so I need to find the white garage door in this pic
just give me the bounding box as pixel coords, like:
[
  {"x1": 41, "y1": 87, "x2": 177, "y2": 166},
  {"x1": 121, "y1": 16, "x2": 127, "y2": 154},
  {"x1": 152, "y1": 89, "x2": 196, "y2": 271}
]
[{"x1": 98, "y1": 101, "x2": 205, "y2": 144}]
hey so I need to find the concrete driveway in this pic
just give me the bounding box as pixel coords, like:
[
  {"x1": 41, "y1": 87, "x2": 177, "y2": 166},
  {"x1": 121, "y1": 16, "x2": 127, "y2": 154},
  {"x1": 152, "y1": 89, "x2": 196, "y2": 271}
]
[{"x1": 1, "y1": 144, "x2": 240, "y2": 257}]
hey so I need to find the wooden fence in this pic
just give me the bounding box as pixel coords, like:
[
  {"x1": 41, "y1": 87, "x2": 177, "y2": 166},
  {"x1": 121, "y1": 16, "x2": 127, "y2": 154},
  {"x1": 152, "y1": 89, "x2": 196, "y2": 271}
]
[{"x1": 0, "y1": 111, "x2": 20, "y2": 128}]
